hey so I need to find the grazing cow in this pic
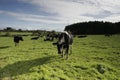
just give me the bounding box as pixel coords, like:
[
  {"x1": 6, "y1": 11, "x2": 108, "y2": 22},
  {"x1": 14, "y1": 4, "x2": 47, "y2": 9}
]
[
  {"x1": 14, "y1": 36, "x2": 23, "y2": 46},
  {"x1": 78, "y1": 35, "x2": 87, "y2": 38},
  {"x1": 104, "y1": 34, "x2": 112, "y2": 37},
  {"x1": 31, "y1": 36, "x2": 39, "y2": 40},
  {"x1": 44, "y1": 34, "x2": 54, "y2": 41},
  {"x1": 53, "y1": 31, "x2": 73, "y2": 59}
]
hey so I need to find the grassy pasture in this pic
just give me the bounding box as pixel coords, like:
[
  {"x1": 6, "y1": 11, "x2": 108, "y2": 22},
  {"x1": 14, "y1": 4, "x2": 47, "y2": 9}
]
[{"x1": 0, "y1": 34, "x2": 120, "y2": 80}]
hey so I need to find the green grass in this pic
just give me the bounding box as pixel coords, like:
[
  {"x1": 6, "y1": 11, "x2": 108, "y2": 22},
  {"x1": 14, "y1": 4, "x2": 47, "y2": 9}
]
[{"x1": 0, "y1": 35, "x2": 120, "y2": 80}]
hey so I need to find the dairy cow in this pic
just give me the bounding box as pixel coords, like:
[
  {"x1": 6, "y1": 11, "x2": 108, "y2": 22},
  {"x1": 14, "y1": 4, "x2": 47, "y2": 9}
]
[
  {"x1": 14, "y1": 36, "x2": 23, "y2": 46},
  {"x1": 53, "y1": 31, "x2": 73, "y2": 59}
]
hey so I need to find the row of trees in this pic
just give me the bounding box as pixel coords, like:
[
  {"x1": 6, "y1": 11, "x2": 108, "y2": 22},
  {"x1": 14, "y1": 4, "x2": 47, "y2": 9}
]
[
  {"x1": 65, "y1": 21, "x2": 120, "y2": 35},
  {"x1": 0, "y1": 27, "x2": 57, "y2": 37},
  {"x1": 0, "y1": 27, "x2": 23, "y2": 32}
]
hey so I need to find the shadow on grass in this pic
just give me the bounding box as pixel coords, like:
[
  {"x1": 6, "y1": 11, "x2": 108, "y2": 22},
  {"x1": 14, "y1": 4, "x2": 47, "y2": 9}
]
[
  {"x1": 0, "y1": 46, "x2": 11, "y2": 49},
  {"x1": 0, "y1": 55, "x2": 56, "y2": 79}
]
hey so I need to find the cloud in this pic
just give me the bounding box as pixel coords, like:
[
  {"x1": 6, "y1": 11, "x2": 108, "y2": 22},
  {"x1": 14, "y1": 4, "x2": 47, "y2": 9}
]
[
  {"x1": 0, "y1": 10, "x2": 64, "y2": 24},
  {"x1": 0, "y1": 10, "x2": 66, "y2": 31},
  {"x1": 0, "y1": 10, "x2": 94, "y2": 25},
  {"x1": 99, "y1": 14, "x2": 120, "y2": 22},
  {"x1": 2, "y1": 0, "x2": 120, "y2": 23},
  {"x1": 1, "y1": 0, "x2": 120, "y2": 31},
  {"x1": 17, "y1": 0, "x2": 100, "y2": 24},
  {"x1": 18, "y1": 0, "x2": 120, "y2": 23},
  {"x1": 20, "y1": 0, "x2": 101, "y2": 17}
]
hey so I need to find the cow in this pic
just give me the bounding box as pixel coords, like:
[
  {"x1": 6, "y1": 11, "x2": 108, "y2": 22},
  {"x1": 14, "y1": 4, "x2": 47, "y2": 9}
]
[
  {"x1": 14, "y1": 36, "x2": 23, "y2": 46},
  {"x1": 44, "y1": 34, "x2": 54, "y2": 41},
  {"x1": 31, "y1": 36, "x2": 39, "y2": 40},
  {"x1": 44, "y1": 32, "x2": 59, "y2": 41},
  {"x1": 104, "y1": 34, "x2": 112, "y2": 37},
  {"x1": 78, "y1": 35, "x2": 87, "y2": 38},
  {"x1": 53, "y1": 31, "x2": 73, "y2": 59}
]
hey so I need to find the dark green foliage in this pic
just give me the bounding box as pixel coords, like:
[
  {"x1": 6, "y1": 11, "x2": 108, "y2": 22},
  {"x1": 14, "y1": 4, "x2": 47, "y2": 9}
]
[{"x1": 65, "y1": 21, "x2": 120, "y2": 35}]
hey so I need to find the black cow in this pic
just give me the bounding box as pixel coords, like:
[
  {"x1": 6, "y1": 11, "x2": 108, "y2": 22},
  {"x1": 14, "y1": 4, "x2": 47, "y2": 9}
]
[
  {"x1": 53, "y1": 31, "x2": 73, "y2": 59},
  {"x1": 14, "y1": 36, "x2": 23, "y2": 46},
  {"x1": 44, "y1": 34, "x2": 54, "y2": 41},
  {"x1": 78, "y1": 35, "x2": 87, "y2": 38},
  {"x1": 104, "y1": 34, "x2": 112, "y2": 37},
  {"x1": 31, "y1": 37, "x2": 39, "y2": 40}
]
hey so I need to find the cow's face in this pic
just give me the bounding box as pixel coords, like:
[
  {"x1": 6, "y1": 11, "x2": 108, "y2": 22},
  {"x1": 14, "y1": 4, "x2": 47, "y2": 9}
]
[
  {"x1": 53, "y1": 42, "x2": 64, "y2": 54},
  {"x1": 58, "y1": 33, "x2": 65, "y2": 44},
  {"x1": 57, "y1": 33, "x2": 65, "y2": 54},
  {"x1": 57, "y1": 43, "x2": 63, "y2": 54},
  {"x1": 19, "y1": 37, "x2": 23, "y2": 41}
]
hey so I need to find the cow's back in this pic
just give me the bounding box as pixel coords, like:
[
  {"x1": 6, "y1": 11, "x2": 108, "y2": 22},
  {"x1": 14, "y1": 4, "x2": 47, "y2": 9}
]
[
  {"x1": 64, "y1": 32, "x2": 73, "y2": 45},
  {"x1": 69, "y1": 34, "x2": 73, "y2": 45},
  {"x1": 14, "y1": 36, "x2": 19, "y2": 43},
  {"x1": 14, "y1": 36, "x2": 23, "y2": 43}
]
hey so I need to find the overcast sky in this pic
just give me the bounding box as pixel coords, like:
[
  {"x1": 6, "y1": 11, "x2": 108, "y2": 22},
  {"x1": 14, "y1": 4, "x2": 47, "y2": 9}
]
[{"x1": 0, "y1": 0, "x2": 120, "y2": 31}]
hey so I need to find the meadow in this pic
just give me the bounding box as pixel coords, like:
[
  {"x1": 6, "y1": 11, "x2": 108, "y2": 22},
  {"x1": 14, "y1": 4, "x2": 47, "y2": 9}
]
[{"x1": 0, "y1": 33, "x2": 120, "y2": 80}]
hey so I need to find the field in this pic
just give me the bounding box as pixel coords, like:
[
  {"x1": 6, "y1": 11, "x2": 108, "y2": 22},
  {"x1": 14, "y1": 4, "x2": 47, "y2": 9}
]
[{"x1": 0, "y1": 34, "x2": 120, "y2": 80}]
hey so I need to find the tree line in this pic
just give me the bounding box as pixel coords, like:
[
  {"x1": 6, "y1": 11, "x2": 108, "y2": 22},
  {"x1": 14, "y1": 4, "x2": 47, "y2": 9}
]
[
  {"x1": 0, "y1": 27, "x2": 58, "y2": 37},
  {"x1": 65, "y1": 21, "x2": 120, "y2": 35}
]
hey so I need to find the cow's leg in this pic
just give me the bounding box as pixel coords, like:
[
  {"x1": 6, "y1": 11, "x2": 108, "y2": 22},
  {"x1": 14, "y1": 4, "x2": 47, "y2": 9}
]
[
  {"x1": 15, "y1": 42, "x2": 17, "y2": 46},
  {"x1": 65, "y1": 45, "x2": 69, "y2": 59},
  {"x1": 15, "y1": 42, "x2": 19, "y2": 46},
  {"x1": 69, "y1": 45, "x2": 72, "y2": 55},
  {"x1": 62, "y1": 50, "x2": 64, "y2": 58},
  {"x1": 61, "y1": 46, "x2": 64, "y2": 58}
]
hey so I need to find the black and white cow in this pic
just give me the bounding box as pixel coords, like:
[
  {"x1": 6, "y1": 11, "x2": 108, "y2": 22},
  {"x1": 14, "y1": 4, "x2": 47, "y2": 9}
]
[
  {"x1": 53, "y1": 31, "x2": 73, "y2": 59},
  {"x1": 31, "y1": 36, "x2": 39, "y2": 40},
  {"x1": 44, "y1": 34, "x2": 54, "y2": 41},
  {"x1": 14, "y1": 36, "x2": 23, "y2": 46}
]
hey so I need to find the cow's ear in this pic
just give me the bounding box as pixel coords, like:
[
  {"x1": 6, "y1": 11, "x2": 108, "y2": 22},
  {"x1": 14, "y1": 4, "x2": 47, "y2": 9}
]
[{"x1": 52, "y1": 42, "x2": 57, "y2": 45}]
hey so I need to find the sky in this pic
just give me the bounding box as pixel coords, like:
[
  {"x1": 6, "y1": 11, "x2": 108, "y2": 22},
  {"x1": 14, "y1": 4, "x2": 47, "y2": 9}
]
[{"x1": 0, "y1": 0, "x2": 120, "y2": 31}]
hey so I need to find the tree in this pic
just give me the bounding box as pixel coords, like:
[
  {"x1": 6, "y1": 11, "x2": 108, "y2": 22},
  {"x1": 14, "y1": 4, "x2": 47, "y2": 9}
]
[
  {"x1": 65, "y1": 21, "x2": 120, "y2": 35},
  {"x1": 18, "y1": 29, "x2": 22, "y2": 32}
]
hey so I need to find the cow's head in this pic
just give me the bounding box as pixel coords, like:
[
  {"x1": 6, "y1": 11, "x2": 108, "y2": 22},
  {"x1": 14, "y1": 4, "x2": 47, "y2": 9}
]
[
  {"x1": 19, "y1": 36, "x2": 23, "y2": 41},
  {"x1": 57, "y1": 33, "x2": 66, "y2": 54},
  {"x1": 53, "y1": 33, "x2": 66, "y2": 54},
  {"x1": 53, "y1": 42, "x2": 64, "y2": 54}
]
